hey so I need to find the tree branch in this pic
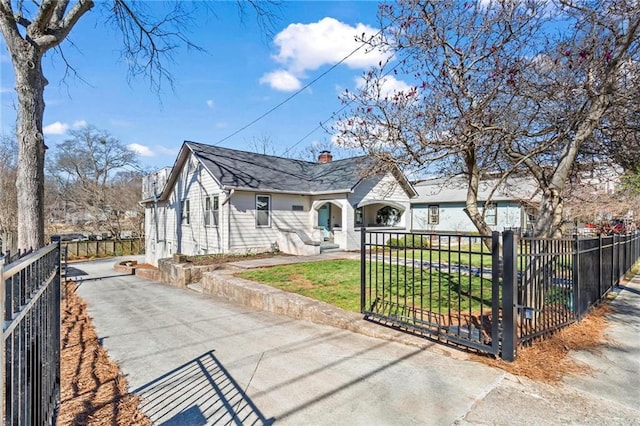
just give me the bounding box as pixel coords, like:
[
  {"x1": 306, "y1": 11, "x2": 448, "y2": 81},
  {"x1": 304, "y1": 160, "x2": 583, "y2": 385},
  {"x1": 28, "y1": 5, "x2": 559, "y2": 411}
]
[
  {"x1": 51, "y1": 0, "x2": 70, "y2": 27},
  {"x1": 31, "y1": 0, "x2": 56, "y2": 32},
  {"x1": 0, "y1": 0, "x2": 24, "y2": 55},
  {"x1": 31, "y1": 0, "x2": 93, "y2": 50}
]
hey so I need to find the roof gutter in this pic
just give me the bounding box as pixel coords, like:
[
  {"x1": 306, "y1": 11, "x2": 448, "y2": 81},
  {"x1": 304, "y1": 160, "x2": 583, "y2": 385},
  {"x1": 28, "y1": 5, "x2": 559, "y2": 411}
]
[{"x1": 221, "y1": 186, "x2": 353, "y2": 196}]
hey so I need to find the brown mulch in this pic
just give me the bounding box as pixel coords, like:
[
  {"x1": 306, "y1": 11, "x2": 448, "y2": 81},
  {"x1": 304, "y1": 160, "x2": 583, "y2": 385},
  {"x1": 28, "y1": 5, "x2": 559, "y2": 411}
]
[
  {"x1": 132, "y1": 263, "x2": 157, "y2": 270},
  {"x1": 57, "y1": 282, "x2": 151, "y2": 425},
  {"x1": 474, "y1": 303, "x2": 613, "y2": 383}
]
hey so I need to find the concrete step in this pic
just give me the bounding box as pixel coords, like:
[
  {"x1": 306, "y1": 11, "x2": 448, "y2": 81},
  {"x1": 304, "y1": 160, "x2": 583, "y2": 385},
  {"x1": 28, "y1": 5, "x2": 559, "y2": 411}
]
[
  {"x1": 187, "y1": 282, "x2": 203, "y2": 293},
  {"x1": 320, "y1": 244, "x2": 341, "y2": 253}
]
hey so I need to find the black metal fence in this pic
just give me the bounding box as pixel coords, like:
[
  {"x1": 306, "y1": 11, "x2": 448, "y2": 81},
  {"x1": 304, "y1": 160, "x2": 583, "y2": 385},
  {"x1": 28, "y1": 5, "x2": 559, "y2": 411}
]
[
  {"x1": 361, "y1": 229, "x2": 640, "y2": 361},
  {"x1": 515, "y1": 233, "x2": 640, "y2": 346},
  {"x1": 1, "y1": 243, "x2": 61, "y2": 425}
]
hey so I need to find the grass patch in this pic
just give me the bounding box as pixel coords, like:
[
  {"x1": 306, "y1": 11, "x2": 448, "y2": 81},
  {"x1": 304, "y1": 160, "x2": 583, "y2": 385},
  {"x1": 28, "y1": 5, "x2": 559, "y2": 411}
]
[
  {"x1": 390, "y1": 247, "x2": 494, "y2": 268},
  {"x1": 372, "y1": 243, "x2": 494, "y2": 268},
  {"x1": 237, "y1": 259, "x2": 494, "y2": 313},
  {"x1": 238, "y1": 260, "x2": 362, "y2": 311}
]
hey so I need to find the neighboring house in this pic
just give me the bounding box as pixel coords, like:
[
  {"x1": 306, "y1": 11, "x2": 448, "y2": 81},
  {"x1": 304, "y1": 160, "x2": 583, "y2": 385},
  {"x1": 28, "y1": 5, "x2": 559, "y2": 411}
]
[
  {"x1": 410, "y1": 176, "x2": 539, "y2": 234},
  {"x1": 141, "y1": 142, "x2": 417, "y2": 265}
]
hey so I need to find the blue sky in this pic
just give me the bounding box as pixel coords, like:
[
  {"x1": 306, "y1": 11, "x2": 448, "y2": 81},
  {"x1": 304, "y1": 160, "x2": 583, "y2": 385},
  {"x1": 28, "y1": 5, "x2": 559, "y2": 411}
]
[{"x1": 0, "y1": 1, "x2": 401, "y2": 171}]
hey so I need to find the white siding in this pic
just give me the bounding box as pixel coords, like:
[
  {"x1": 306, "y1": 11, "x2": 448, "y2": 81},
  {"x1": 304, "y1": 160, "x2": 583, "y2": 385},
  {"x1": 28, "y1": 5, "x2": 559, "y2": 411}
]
[
  {"x1": 229, "y1": 191, "x2": 311, "y2": 252},
  {"x1": 144, "y1": 157, "x2": 416, "y2": 262},
  {"x1": 411, "y1": 201, "x2": 525, "y2": 233},
  {"x1": 144, "y1": 152, "x2": 226, "y2": 265}
]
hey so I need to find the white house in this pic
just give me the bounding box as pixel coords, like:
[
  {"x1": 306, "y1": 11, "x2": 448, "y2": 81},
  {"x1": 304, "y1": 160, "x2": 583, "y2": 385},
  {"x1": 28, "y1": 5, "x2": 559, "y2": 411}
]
[
  {"x1": 141, "y1": 142, "x2": 417, "y2": 265},
  {"x1": 410, "y1": 176, "x2": 539, "y2": 234}
]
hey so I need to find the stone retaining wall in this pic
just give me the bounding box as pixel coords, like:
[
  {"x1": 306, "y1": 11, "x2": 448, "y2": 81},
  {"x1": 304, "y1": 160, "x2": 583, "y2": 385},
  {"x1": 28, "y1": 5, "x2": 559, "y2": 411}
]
[
  {"x1": 157, "y1": 255, "x2": 225, "y2": 288},
  {"x1": 135, "y1": 268, "x2": 160, "y2": 281},
  {"x1": 113, "y1": 260, "x2": 137, "y2": 275}
]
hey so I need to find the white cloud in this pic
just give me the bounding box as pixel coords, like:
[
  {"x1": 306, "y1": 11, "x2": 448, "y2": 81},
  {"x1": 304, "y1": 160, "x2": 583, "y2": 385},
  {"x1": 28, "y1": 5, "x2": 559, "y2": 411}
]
[
  {"x1": 206, "y1": 99, "x2": 214, "y2": 109},
  {"x1": 43, "y1": 121, "x2": 69, "y2": 135},
  {"x1": 273, "y1": 17, "x2": 389, "y2": 74},
  {"x1": 259, "y1": 70, "x2": 302, "y2": 92},
  {"x1": 128, "y1": 143, "x2": 155, "y2": 157},
  {"x1": 262, "y1": 17, "x2": 392, "y2": 92},
  {"x1": 72, "y1": 120, "x2": 87, "y2": 128},
  {"x1": 0, "y1": 87, "x2": 12, "y2": 94}
]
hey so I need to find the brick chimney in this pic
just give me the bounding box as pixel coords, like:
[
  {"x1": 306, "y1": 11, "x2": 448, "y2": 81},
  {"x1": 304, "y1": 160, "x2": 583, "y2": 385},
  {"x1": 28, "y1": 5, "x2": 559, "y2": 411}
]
[{"x1": 317, "y1": 150, "x2": 333, "y2": 164}]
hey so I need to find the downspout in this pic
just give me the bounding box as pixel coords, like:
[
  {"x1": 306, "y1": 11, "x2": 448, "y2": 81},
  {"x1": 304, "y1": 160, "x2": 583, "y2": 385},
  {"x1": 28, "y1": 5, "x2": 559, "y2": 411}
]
[
  {"x1": 152, "y1": 181, "x2": 159, "y2": 242},
  {"x1": 222, "y1": 189, "x2": 235, "y2": 252}
]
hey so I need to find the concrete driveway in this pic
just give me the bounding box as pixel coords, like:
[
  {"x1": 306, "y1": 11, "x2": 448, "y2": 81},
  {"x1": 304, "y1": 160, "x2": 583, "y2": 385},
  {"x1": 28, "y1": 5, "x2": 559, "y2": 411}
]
[
  {"x1": 72, "y1": 257, "x2": 504, "y2": 425},
  {"x1": 72, "y1": 257, "x2": 640, "y2": 425}
]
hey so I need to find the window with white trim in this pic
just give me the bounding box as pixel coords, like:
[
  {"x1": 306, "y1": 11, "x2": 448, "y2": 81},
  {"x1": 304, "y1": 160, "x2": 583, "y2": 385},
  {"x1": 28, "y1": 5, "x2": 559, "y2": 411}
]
[
  {"x1": 428, "y1": 205, "x2": 439, "y2": 224},
  {"x1": 181, "y1": 199, "x2": 190, "y2": 225},
  {"x1": 484, "y1": 202, "x2": 497, "y2": 226},
  {"x1": 256, "y1": 195, "x2": 271, "y2": 227},
  {"x1": 204, "y1": 196, "x2": 219, "y2": 227},
  {"x1": 355, "y1": 207, "x2": 364, "y2": 226}
]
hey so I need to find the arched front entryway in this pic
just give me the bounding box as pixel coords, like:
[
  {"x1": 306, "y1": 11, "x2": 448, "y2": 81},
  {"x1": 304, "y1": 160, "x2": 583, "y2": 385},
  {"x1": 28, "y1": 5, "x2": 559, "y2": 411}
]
[
  {"x1": 355, "y1": 200, "x2": 406, "y2": 228},
  {"x1": 312, "y1": 200, "x2": 344, "y2": 243}
]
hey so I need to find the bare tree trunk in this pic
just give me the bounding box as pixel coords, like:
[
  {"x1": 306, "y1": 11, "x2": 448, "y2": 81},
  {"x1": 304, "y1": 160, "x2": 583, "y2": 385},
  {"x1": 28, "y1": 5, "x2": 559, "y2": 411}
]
[
  {"x1": 1, "y1": 231, "x2": 17, "y2": 255},
  {"x1": 461, "y1": 151, "x2": 494, "y2": 250},
  {"x1": 13, "y1": 47, "x2": 47, "y2": 250},
  {"x1": 532, "y1": 188, "x2": 564, "y2": 239}
]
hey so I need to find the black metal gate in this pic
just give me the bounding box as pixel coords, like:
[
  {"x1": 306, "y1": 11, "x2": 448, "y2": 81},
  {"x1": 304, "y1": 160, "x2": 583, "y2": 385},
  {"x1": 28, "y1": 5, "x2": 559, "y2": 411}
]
[
  {"x1": 1, "y1": 243, "x2": 61, "y2": 425},
  {"x1": 360, "y1": 229, "x2": 502, "y2": 357}
]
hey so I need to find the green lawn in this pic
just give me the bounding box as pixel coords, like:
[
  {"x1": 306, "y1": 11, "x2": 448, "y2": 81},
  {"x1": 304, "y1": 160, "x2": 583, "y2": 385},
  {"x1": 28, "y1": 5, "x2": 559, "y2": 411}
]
[
  {"x1": 237, "y1": 259, "x2": 494, "y2": 313},
  {"x1": 383, "y1": 246, "x2": 495, "y2": 268}
]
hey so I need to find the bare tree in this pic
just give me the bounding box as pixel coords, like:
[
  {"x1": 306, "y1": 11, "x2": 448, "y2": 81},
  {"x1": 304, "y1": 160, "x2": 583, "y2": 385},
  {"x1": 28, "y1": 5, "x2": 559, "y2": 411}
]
[
  {"x1": 103, "y1": 170, "x2": 145, "y2": 242},
  {"x1": 0, "y1": 134, "x2": 18, "y2": 254},
  {"x1": 0, "y1": 0, "x2": 278, "y2": 250},
  {"x1": 247, "y1": 133, "x2": 278, "y2": 156},
  {"x1": 595, "y1": 60, "x2": 640, "y2": 172},
  {"x1": 299, "y1": 140, "x2": 351, "y2": 163},
  {"x1": 335, "y1": 0, "x2": 640, "y2": 238},
  {"x1": 48, "y1": 126, "x2": 139, "y2": 235},
  {"x1": 335, "y1": 1, "x2": 546, "y2": 238},
  {"x1": 501, "y1": 1, "x2": 639, "y2": 237}
]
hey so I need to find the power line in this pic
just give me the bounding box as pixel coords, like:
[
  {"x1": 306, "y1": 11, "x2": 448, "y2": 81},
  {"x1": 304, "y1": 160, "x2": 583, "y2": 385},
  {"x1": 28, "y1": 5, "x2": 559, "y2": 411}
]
[
  {"x1": 213, "y1": 28, "x2": 385, "y2": 146},
  {"x1": 280, "y1": 52, "x2": 410, "y2": 157}
]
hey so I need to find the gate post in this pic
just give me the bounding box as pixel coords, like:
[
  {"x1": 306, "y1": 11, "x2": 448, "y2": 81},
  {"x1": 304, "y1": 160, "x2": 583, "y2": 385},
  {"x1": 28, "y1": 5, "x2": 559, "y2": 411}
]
[
  {"x1": 598, "y1": 234, "x2": 603, "y2": 298},
  {"x1": 573, "y1": 234, "x2": 581, "y2": 319},
  {"x1": 501, "y1": 230, "x2": 518, "y2": 362},
  {"x1": 360, "y1": 227, "x2": 366, "y2": 314},
  {"x1": 490, "y1": 232, "x2": 501, "y2": 356}
]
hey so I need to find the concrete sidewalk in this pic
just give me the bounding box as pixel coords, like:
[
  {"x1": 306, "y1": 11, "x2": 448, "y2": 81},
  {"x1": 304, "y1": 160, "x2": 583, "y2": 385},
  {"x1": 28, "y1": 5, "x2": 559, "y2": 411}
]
[
  {"x1": 460, "y1": 273, "x2": 640, "y2": 425},
  {"x1": 73, "y1": 257, "x2": 640, "y2": 425}
]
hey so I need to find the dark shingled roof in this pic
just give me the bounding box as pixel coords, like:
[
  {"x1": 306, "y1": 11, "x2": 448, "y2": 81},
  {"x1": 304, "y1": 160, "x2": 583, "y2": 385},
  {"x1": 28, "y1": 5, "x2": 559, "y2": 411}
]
[{"x1": 186, "y1": 141, "x2": 374, "y2": 193}]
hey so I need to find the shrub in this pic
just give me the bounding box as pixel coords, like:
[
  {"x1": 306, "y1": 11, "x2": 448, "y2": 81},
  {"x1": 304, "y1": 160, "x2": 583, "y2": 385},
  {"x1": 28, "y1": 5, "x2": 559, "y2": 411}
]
[{"x1": 386, "y1": 235, "x2": 431, "y2": 249}]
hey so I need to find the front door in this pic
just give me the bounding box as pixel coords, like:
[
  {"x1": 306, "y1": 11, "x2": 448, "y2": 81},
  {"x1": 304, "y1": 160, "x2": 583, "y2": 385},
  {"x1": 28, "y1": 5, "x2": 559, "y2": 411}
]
[{"x1": 318, "y1": 204, "x2": 331, "y2": 238}]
